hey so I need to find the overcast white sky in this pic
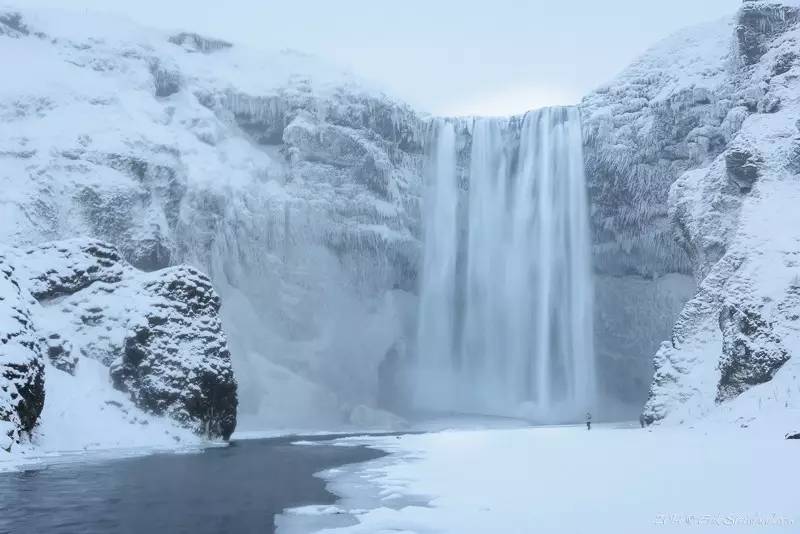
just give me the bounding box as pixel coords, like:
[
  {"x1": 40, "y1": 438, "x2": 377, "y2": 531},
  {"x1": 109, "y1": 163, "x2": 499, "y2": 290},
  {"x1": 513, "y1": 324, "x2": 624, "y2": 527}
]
[{"x1": 23, "y1": 0, "x2": 741, "y2": 115}]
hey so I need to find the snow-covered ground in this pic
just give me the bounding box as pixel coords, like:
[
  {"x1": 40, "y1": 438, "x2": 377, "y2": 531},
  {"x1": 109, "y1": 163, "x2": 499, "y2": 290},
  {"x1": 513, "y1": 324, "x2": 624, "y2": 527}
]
[
  {"x1": 279, "y1": 424, "x2": 799, "y2": 533},
  {"x1": 0, "y1": 357, "x2": 211, "y2": 473}
]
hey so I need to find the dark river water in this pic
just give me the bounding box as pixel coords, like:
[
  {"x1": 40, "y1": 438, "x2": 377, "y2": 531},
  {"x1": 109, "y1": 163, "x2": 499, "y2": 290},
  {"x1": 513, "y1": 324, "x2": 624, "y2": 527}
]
[{"x1": 0, "y1": 435, "x2": 384, "y2": 534}]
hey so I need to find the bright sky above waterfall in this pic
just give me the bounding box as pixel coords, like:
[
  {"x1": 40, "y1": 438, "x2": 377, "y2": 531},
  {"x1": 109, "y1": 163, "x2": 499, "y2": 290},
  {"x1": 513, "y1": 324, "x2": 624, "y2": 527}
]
[{"x1": 24, "y1": 0, "x2": 741, "y2": 116}]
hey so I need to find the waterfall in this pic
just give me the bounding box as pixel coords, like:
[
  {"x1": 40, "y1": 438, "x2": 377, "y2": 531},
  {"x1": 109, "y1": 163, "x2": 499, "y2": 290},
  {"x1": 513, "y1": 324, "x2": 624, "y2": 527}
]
[
  {"x1": 415, "y1": 120, "x2": 460, "y2": 411},
  {"x1": 414, "y1": 107, "x2": 595, "y2": 422}
]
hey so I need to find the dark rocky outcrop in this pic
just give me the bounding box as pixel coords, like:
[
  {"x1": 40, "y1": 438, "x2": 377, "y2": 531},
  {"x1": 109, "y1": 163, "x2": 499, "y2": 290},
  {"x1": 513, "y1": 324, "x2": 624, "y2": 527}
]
[
  {"x1": 0, "y1": 256, "x2": 45, "y2": 449},
  {"x1": 736, "y1": 1, "x2": 800, "y2": 65},
  {"x1": 0, "y1": 11, "x2": 28, "y2": 37},
  {"x1": 717, "y1": 303, "x2": 790, "y2": 401},
  {"x1": 16, "y1": 240, "x2": 125, "y2": 300},
  {"x1": 39, "y1": 332, "x2": 77, "y2": 375},
  {"x1": 8, "y1": 239, "x2": 238, "y2": 441},
  {"x1": 725, "y1": 147, "x2": 762, "y2": 192},
  {"x1": 168, "y1": 32, "x2": 232, "y2": 54},
  {"x1": 150, "y1": 60, "x2": 181, "y2": 98},
  {"x1": 110, "y1": 266, "x2": 238, "y2": 439}
]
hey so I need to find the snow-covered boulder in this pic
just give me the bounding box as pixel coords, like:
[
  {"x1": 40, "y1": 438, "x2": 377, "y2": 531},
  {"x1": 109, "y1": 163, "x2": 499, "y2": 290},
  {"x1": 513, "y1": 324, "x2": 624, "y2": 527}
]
[
  {"x1": 0, "y1": 254, "x2": 45, "y2": 450},
  {"x1": 7, "y1": 239, "x2": 238, "y2": 441},
  {"x1": 109, "y1": 266, "x2": 237, "y2": 439}
]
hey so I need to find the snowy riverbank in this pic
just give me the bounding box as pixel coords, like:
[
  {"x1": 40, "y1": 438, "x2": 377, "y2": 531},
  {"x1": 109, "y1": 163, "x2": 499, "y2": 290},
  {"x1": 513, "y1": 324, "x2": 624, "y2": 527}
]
[{"x1": 279, "y1": 424, "x2": 799, "y2": 533}]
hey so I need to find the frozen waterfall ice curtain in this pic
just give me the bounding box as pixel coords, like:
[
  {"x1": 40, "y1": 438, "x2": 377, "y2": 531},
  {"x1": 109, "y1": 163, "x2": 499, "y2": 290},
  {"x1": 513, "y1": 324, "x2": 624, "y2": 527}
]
[{"x1": 415, "y1": 107, "x2": 596, "y2": 422}]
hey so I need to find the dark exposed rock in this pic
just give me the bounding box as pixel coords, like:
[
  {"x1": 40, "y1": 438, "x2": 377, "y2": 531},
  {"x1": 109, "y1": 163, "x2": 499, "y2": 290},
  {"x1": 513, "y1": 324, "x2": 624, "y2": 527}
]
[
  {"x1": 110, "y1": 266, "x2": 238, "y2": 440},
  {"x1": 8, "y1": 239, "x2": 238, "y2": 440},
  {"x1": 168, "y1": 32, "x2": 232, "y2": 54},
  {"x1": 736, "y1": 1, "x2": 800, "y2": 66},
  {"x1": 15, "y1": 240, "x2": 125, "y2": 300},
  {"x1": 0, "y1": 256, "x2": 45, "y2": 449},
  {"x1": 126, "y1": 235, "x2": 172, "y2": 272},
  {"x1": 0, "y1": 11, "x2": 28, "y2": 37},
  {"x1": 772, "y1": 51, "x2": 797, "y2": 75},
  {"x1": 39, "y1": 333, "x2": 77, "y2": 375},
  {"x1": 716, "y1": 303, "x2": 790, "y2": 402},
  {"x1": 150, "y1": 60, "x2": 181, "y2": 98},
  {"x1": 789, "y1": 141, "x2": 800, "y2": 174},
  {"x1": 786, "y1": 432, "x2": 800, "y2": 439},
  {"x1": 725, "y1": 147, "x2": 762, "y2": 192}
]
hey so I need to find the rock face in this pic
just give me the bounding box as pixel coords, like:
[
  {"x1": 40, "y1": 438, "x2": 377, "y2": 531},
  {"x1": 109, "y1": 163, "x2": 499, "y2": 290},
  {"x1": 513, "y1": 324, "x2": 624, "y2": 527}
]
[
  {"x1": 736, "y1": 0, "x2": 799, "y2": 66},
  {"x1": 0, "y1": 6, "x2": 423, "y2": 428},
  {"x1": 0, "y1": 255, "x2": 45, "y2": 449},
  {"x1": 716, "y1": 302, "x2": 791, "y2": 402},
  {"x1": 579, "y1": 12, "x2": 738, "y2": 409},
  {"x1": 600, "y1": 0, "x2": 800, "y2": 426},
  {"x1": 110, "y1": 266, "x2": 237, "y2": 439},
  {"x1": 583, "y1": 0, "x2": 800, "y2": 427},
  {"x1": 581, "y1": 16, "x2": 738, "y2": 278},
  {"x1": 4, "y1": 239, "x2": 238, "y2": 442}
]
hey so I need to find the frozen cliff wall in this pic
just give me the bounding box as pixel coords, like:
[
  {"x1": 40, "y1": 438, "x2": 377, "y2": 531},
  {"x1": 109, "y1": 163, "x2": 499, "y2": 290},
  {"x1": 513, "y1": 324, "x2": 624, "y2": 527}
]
[
  {"x1": 644, "y1": 0, "x2": 800, "y2": 431},
  {"x1": 580, "y1": 12, "x2": 741, "y2": 410},
  {"x1": 0, "y1": 6, "x2": 424, "y2": 429},
  {"x1": 582, "y1": 0, "x2": 800, "y2": 430}
]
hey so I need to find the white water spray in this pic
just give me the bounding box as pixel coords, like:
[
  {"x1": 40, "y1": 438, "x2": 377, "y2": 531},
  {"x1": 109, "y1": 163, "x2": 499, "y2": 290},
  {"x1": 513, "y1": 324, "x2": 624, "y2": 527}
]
[{"x1": 415, "y1": 107, "x2": 595, "y2": 422}]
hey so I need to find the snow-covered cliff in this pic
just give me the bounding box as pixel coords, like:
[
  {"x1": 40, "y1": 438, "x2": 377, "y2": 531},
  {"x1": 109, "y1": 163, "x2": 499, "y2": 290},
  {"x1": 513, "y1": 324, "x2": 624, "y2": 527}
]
[
  {"x1": 646, "y1": 1, "x2": 800, "y2": 432},
  {"x1": 0, "y1": 6, "x2": 424, "y2": 431},
  {"x1": 582, "y1": 0, "x2": 800, "y2": 432}
]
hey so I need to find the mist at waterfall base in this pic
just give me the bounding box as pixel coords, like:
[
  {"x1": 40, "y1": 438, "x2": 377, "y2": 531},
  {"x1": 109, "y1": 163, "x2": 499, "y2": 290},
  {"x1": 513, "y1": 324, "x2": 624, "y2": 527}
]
[{"x1": 413, "y1": 107, "x2": 597, "y2": 424}]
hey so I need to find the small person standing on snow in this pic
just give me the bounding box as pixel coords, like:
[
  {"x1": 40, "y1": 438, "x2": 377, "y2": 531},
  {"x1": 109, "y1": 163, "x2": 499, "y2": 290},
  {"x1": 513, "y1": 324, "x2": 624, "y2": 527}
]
[{"x1": 586, "y1": 412, "x2": 592, "y2": 431}]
